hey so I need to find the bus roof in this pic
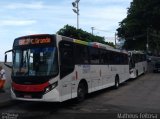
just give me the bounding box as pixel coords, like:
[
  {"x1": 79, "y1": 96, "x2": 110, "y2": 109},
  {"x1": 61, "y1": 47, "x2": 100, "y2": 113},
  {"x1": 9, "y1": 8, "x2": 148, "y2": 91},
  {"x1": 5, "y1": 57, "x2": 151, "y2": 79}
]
[
  {"x1": 60, "y1": 35, "x2": 128, "y2": 54},
  {"x1": 128, "y1": 50, "x2": 145, "y2": 55}
]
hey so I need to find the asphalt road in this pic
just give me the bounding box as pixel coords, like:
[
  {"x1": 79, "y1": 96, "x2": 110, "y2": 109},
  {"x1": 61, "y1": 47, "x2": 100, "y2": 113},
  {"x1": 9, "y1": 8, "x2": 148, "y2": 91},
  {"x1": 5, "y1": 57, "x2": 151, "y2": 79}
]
[{"x1": 0, "y1": 72, "x2": 160, "y2": 119}]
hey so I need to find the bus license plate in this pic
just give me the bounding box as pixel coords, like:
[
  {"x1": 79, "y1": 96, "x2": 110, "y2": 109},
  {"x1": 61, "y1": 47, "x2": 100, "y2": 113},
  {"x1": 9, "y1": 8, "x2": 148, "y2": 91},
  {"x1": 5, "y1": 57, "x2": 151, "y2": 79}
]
[{"x1": 24, "y1": 95, "x2": 32, "y2": 98}]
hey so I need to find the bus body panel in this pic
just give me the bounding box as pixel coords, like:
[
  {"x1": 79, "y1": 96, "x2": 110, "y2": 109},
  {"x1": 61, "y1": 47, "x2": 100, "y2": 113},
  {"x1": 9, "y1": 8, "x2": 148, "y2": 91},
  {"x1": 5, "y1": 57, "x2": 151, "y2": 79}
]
[
  {"x1": 8, "y1": 34, "x2": 130, "y2": 102},
  {"x1": 60, "y1": 72, "x2": 74, "y2": 102}
]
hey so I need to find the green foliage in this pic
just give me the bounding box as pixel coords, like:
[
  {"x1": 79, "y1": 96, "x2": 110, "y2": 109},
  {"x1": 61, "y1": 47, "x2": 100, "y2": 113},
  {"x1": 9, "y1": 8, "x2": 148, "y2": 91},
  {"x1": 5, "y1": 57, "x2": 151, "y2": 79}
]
[
  {"x1": 57, "y1": 25, "x2": 114, "y2": 47},
  {"x1": 117, "y1": 0, "x2": 160, "y2": 54}
]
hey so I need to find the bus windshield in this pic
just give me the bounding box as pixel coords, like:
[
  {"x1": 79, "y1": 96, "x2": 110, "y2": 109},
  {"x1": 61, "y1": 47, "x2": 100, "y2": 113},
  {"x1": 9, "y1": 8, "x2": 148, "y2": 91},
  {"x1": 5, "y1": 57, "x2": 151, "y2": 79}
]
[{"x1": 13, "y1": 47, "x2": 58, "y2": 77}]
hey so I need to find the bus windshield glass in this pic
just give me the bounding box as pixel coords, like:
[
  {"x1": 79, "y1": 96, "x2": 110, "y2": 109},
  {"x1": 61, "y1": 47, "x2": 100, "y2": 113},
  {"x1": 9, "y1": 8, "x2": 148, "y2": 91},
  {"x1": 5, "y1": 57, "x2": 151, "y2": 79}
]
[{"x1": 13, "y1": 47, "x2": 58, "y2": 76}]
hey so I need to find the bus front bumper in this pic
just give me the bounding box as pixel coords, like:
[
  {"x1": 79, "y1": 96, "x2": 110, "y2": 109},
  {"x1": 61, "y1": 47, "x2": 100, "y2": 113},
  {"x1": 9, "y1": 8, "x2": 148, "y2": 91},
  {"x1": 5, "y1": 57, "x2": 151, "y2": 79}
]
[{"x1": 11, "y1": 88, "x2": 60, "y2": 102}]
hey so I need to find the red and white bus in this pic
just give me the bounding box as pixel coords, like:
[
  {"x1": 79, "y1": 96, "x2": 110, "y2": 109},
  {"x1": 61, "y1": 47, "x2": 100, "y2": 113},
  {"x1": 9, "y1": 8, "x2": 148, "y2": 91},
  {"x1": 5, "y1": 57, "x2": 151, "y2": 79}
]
[{"x1": 5, "y1": 34, "x2": 129, "y2": 102}]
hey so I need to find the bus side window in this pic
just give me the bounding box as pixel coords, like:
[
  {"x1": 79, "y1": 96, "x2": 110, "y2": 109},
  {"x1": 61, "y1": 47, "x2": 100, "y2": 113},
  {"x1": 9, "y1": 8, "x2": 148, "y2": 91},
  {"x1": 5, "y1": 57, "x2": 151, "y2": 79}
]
[
  {"x1": 59, "y1": 41, "x2": 74, "y2": 79},
  {"x1": 75, "y1": 44, "x2": 89, "y2": 64},
  {"x1": 89, "y1": 47, "x2": 100, "y2": 64},
  {"x1": 100, "y1": 49, "x2": 108, "y2": 64}
]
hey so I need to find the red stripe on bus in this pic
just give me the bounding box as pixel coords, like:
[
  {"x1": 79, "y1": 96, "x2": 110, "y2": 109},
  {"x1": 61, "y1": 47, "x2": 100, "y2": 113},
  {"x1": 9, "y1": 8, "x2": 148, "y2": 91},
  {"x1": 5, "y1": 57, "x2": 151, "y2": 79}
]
[{"x1": 12, "y1": 82, "x2": 49, "y2": 92}]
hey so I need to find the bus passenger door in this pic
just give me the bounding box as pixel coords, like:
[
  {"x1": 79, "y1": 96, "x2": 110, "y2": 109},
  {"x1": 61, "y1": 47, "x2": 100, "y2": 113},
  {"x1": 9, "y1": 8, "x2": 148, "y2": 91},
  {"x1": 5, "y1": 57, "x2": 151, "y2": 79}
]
[{"x1": 59, "y1": 40, "x2": 75, "y2": 101}]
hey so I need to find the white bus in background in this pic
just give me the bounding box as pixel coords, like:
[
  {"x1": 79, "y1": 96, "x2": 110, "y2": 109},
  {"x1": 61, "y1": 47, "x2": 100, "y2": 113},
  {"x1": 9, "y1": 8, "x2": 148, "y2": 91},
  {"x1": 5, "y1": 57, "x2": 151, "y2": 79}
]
[
  {"x1": 128, "y1": 51, "x2": 147, "y2": 78},
  {"x1": 5, "y1": 34, "x2": 129, "y2": 102}
]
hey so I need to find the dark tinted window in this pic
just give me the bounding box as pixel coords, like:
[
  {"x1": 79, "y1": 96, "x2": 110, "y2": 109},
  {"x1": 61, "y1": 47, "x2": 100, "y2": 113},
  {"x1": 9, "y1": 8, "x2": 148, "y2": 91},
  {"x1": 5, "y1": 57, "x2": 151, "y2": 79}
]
[
  {"x1": 108, "y1": 51, "x2": 113, "y2": 64},
  {"x1": 132, "y1": 54, "x2": 146, "y2": 63},
  {"x1": 75, "y1": 44, "x2": 89, "y2": 64},
  {"x1": 59, "y1": 41, "x2": 74, "y2": 79},
  {"x1": 124, "y1": 54, "x2": 129, "y2": 64},
  {"x1": 89, "y1": 47, "x2": 100, "y2": 64},
  {"x1": 108, "y1": 52, "x2": 128, "y2": 65},
  {"x1": 100, "y1": 49, "x2": 108, "y2": 64}
]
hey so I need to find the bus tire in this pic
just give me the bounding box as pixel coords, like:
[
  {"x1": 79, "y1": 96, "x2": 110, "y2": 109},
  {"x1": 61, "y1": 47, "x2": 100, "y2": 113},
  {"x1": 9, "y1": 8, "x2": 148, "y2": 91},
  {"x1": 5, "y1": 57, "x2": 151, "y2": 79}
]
[
  {"x1": 114, "y1": 76, "x2": 119, "y2": 89},
  {"x1": 77, "y1": 82, "x2": 87, "y2": 102}
]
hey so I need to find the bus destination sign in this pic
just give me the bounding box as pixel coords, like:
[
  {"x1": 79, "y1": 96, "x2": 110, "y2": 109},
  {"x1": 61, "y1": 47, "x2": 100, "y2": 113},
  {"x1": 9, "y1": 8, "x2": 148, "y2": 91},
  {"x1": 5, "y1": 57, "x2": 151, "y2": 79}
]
[{"x1": 18, "y1": 37, "x2": 51, "y2": 46}]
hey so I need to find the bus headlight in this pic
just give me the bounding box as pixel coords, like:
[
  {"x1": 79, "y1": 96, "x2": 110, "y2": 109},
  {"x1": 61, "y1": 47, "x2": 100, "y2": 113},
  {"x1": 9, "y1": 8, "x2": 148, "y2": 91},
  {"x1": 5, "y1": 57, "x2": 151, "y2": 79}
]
[{"x1": 45, "y1": 82, "x2": 58, "y2": 94}]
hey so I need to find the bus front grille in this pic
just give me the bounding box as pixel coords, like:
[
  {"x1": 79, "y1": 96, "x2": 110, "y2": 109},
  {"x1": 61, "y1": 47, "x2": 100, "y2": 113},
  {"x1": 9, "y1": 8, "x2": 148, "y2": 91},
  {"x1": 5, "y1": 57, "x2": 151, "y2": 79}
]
[{"x1": 14, "y1": 90, "x2": 44, "y2": 99}]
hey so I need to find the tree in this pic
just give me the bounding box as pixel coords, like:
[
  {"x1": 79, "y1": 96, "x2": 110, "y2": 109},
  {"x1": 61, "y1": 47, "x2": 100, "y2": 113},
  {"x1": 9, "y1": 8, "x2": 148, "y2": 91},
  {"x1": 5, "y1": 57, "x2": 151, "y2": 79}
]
[
  {"x1": 57, "y1": 25, "x2": 114, "y2": 47},
  {"x1": 117, "y1": 0, "x2": 160, "y2": 54}
]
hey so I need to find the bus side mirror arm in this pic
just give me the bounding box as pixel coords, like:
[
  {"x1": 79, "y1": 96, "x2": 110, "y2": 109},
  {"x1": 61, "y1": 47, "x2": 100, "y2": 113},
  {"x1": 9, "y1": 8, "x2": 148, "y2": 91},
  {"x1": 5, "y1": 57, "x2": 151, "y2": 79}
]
[{"x1": 4, "y1": 49, "x2": 13, "y2": 68}]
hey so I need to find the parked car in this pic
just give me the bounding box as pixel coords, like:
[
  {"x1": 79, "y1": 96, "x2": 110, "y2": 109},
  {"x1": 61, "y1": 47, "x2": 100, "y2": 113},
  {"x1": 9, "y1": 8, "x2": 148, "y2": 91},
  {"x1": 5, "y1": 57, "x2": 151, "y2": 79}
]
[{"x1": 153, "y1": 61, "x2": 160, "y2": 72}]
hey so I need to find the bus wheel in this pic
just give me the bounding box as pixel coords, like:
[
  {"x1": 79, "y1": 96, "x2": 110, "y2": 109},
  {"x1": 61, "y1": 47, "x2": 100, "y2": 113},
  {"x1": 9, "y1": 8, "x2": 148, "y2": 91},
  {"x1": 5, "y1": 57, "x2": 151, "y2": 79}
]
[
  {"x1": 114, "y1": 76, "x2": 119, "y2": 89},
  {"x1": 77, "y1": 83, "x2": 86, "y2": 102}
]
